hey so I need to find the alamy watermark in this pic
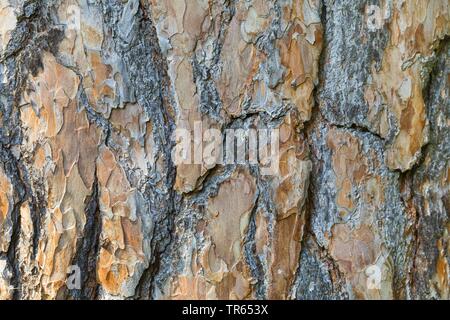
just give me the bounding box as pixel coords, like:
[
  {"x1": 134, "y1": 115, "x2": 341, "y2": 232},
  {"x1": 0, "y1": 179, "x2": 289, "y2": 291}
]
[
  {"x1": 66, "y1": 265, "x2": 81, "y2": 290},
  {"x1": 172, "y1": 121, "x2": 280, "y2": 176}
]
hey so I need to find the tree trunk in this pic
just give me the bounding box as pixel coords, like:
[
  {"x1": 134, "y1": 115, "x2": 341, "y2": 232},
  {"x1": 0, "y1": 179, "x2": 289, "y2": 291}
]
[{"x1": 0, "y1": 0, "x2": 448, "y2": 300}]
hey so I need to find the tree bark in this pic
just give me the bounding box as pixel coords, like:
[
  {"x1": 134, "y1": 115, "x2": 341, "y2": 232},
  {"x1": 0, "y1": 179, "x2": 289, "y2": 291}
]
[{"x1": 0, "y1": 0, "x2": 448, "y2": 300}]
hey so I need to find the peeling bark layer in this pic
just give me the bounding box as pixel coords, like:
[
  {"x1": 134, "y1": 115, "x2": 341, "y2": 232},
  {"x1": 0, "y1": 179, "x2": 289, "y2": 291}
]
[{"x1": 0, "y1": 0, "x2": 448, "y2": 300}]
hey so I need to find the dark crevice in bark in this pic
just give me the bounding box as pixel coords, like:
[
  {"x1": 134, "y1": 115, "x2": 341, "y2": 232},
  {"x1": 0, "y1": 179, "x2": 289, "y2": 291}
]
[
  {"x1": 294, "y1": 0, "x2": 349, "y2": 299},
  {"x1": 133, "y1": 252, "x2": 162, "y2": 300},
  {"x1": 67, "y1": 172, "x2": 102, "y2": 300},
  {"x1": 421, "y1": 35, "x2": 450, "y2": 110},
  {"x1": 408, "y1": 36, "x2": 450, "y2": 299},
  {"x1": 102, "y1": 0, "x2": 179, "y2": 297},
  {"x1": 318, "y1": 0, "x2": 391, "y2": 138},
  {"x1": 0, "y1": 1, "x2": 66, "y2": 299},
  {"x1": 398, "y1": 170, "x2": 419, "y2": 299},
  {"x1": 141, "y1": 17, "x2": 178, "y2": 302},
  {"x1": 296, "y1": 119, "x2": 349, "y2": 299},
  {"x1": 192, "y1": 0, "x2": 236, "y2": 122},
  {"x1": 332, "y1": 122, "x2": 384, "y2": 142},
  {"x1": 293, "y1": 0, "x2": 327, "y2": 298},
  {"x1": 28, "y1": 190, "x2": 44, "y2": 258},
  {"x1": 243, "y1": 191, "x2": 265, "y2": 299},
  {"x1": 1, "y1": 148, "x2": 26, "y2": 299}
]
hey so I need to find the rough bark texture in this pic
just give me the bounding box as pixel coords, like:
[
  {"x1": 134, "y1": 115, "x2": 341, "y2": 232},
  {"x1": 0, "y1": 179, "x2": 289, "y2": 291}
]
[{"x1": 0, "y1": 0, "x2": 448, "y2": 300}]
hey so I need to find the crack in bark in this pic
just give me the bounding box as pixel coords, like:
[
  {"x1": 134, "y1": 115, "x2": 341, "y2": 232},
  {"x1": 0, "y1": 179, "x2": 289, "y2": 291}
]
[{"x1": 67, "y1": 171, "x2": 102, "y2": 300}]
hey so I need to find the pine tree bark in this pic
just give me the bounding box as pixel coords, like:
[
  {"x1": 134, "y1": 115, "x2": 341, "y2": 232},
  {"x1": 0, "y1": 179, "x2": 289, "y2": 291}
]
[{"x1": 0, "y1": 0, "x2": 448, "y2": 300}]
